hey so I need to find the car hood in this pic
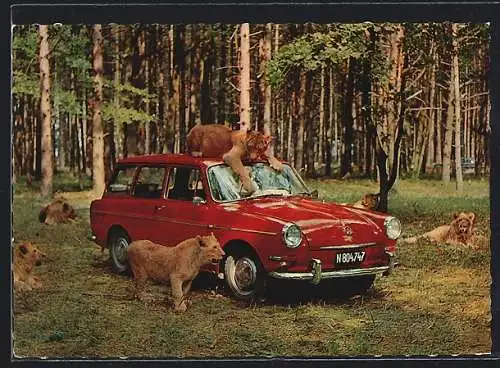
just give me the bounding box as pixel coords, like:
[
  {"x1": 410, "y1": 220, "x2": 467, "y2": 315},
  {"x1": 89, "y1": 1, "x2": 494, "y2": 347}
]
[{"x1": 220, "y1": 196, "x2": 387, "y2": 248}]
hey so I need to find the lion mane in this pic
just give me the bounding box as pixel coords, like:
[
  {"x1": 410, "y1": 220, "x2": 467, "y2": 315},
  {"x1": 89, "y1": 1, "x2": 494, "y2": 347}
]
[{"x1": 403, "y1": 211, "x2": 476, "y2": 246}]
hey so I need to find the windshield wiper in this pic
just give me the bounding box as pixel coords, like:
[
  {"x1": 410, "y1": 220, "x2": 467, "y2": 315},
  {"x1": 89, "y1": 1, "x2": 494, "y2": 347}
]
[{"x1": 251, "y1": 190, "x2": 289, "y2": 199}]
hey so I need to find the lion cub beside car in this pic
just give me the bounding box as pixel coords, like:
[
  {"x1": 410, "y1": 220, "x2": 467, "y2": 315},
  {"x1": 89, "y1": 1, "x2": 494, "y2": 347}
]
[
  {"x1": 403, "y1": 211, "x2": 476, "y2": 246},
  {"x1": 13, "y1": 242, "x2": 46, "y2": 292},
  {"x1": 127, "y1": 233, "x2": 225, "y2": 313}
]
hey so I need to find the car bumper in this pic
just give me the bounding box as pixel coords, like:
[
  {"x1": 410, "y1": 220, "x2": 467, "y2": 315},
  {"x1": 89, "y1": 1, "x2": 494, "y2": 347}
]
[{"x1": 268, "y1": 251, "x2": 395, "y2": 285}]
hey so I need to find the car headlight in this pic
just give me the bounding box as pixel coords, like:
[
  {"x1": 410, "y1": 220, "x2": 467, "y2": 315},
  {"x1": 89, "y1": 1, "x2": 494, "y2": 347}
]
[
  {"x1": 282, "y1": 223, "x2": 302, "y2": 248},
  {"x1": 384, "y1": 216, "x2": 402, "y2": 240}
]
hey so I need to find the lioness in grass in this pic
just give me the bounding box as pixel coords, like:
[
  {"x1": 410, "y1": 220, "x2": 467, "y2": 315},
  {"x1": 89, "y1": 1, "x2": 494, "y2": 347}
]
[
  {"x1": 13, "y1": 242, "x2": 46, "y2": 292},
  {"x1": 39, "y1": 197, "x2": 77, "y2": 225},
  {"x1": 352, "y1": 193, "x2": 380, "y2": 211},
  {"x1": 127, "y1": 233, "x2": 225, "y2": 313},
  {"x1": 403, "y1": 211, "x2": 476, "y2": 246}
]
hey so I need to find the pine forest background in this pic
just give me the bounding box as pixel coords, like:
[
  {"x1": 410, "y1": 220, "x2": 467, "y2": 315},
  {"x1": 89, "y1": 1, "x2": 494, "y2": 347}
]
[{"x1": 11, "y1": 23, "x2": 491, "y2": 203}]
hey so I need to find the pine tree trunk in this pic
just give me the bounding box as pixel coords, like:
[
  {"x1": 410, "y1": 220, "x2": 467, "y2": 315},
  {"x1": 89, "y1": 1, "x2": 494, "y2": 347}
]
[
  {"x1": 174, "y1": 25, "x2": 185, "y2": 153},
  {"x1": 114, "y1": 24, "x2": 123, "y2": 159},
  {"x1": 39, "y1": 24, "x2": 53, "y2": 197},
  {"x1": 296, "y1": 72, "x2": 307, "y2": 174},
  {"x1": 376, "y1": 24, "x2": 407, "y2": 212},
  {"x1": 288, "y1": 88, "x2": 295, "y2": 165},
  {"x1": 318, "y1": 65, "x2": 325, "y2": 166},
  {"x1": 425, "y1": 43, "x2": 437, "y2": 172},
  {"x1": 436, "y1": 88, "x2": 443, "y2": 165},
  {"x1": 92, "y1": 24, "x2": 106, "y2": 196},
  {"x1": 341, "y1": 58, "x2": 355, "y2": 178},
  {"x1": 260, "y1": 23, "x2": 273, "y2": 156},
  {"x1": 452, "y1": 23, "x2": 464, "y2": 192},
  {"x1": 305, "y1": 73, "x2": 315, "y2": 178},
  {"x1": 442, "y1": 78, "x2": 454, "y2": 183},
  {"x1": 239, "y1": 23, "x2": 251, "y2": 132},
  {"x1": 325, "y1": 67, "x2": 334, "y2": 177}
]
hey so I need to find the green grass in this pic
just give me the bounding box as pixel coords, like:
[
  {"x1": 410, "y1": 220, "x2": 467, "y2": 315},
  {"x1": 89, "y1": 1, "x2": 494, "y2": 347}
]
[{"x1": 12, "y1": 176, "x2": 491, "y2": 358}]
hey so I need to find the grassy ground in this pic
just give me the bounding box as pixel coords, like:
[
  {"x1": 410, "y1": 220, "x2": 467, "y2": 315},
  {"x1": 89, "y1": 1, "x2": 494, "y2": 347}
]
[{"x1": 12, "y1": 174, "x2": 491, "y2": 357}]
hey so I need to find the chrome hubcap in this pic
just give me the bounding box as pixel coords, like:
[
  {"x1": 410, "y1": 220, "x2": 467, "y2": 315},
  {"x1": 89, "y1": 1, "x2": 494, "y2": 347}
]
[
  {"x1": 234, "y1": 257, "x2": 257, "y2": 290},
  {"x1": 114, "y1": 238, "x2": 128, "y2": 263}
]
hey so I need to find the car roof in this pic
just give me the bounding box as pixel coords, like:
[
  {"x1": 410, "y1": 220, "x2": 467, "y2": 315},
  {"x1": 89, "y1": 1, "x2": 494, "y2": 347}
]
[
  {"x1": 116, "y1": 153, "x2": 289, "y2": 170},
  {"x1": 116, "y1": 153, "x2": 224, "y2": 168}
]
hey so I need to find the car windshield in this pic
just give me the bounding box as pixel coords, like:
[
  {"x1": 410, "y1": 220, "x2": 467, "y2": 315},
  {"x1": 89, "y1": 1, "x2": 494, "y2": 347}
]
[{"x1": 207, "y1": 162, "x2": 310, "y2": 202}]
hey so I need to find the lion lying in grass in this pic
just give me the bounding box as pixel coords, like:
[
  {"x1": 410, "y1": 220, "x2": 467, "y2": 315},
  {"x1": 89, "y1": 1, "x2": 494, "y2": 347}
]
[
  {"x1": 186, "y1": 124, "x2": 283, "y2": 195},
  {"x1": 403, "y1": 212, "x2": 476, "y2": 246},
  {"x1": 39, "y1": 197, "x2": 77, "y2": 225},
  {"x1": 127, "y1": 233, "x2": 225, "y2": 313},
  {"x1": 13, "y1": 242, "x2": 46, "y2": 292},
  {"x1": 351, "y1": 193, "x2": 380, "y2": 211}
]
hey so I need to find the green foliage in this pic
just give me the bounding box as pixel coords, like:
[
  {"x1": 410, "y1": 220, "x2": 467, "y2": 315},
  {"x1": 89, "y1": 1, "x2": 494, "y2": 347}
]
[
  {"x1": 102, "y1": 105, "x2": 154, "y2": 124},
  {"x1": 12, "y1": 71, "x2": 39, "y2": 98},
  {"x1": 53, "y1": 87, "x2": 81, "y2": 115},
  {"x1": 12, "y1": 25, "x2": 39, "y2": 71},
  {"x1": 267, "y1": 23, "x2": 375, "y2": 89},
  {"x1": 102, "y1": 79, "x2": 156, "y2": 124}
]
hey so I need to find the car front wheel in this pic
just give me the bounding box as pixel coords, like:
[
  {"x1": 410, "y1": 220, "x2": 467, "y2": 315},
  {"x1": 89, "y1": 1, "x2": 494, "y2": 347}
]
[
  {"x1": 109, "y1": 229, "x2": 130, "y2": 274},
  {"x1": 224, "y1": 251, "x2": 266, "y2": 301}
]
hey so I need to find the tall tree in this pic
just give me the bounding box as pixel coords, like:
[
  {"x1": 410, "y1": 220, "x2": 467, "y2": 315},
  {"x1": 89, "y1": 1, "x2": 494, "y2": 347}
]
[
  {"x1": 92, "y1": 24, "x2": 105, "y2": 196},
  {"x1": 239, "y1": 23, "x2": 251, "y2": 132},
  {"x1": 38, "y1": 24, "x2": 53, "y2": 197},
  {"x1": 452, "y1": 23, "x2": 464, "y2": 192},
  {"x1": 375, "y1": 24, "x2": 407, "y2": 212}
]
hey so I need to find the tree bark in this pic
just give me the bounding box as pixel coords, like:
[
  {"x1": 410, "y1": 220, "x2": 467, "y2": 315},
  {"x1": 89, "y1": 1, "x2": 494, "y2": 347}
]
[
  {"x1": 442, "y1": 78, "x2": 454, "y2": 183},
  {"x1": 318, "y1": 65, "x2": 325, "y2": 166},
  {"x1": 39, "y1": 24, "x2": 53, "y2": 197},
  {"x1": 239, "y1": 23, "x2": 251, "y2": 132},
  {"x1": 452, "y1": 23, "x2": 464, "y2": 192},
  {"x1": 296, "y1": 72, "x2": 307, "y2": 174},
  {"x1": 92, "y1": 24, "x2": 106, "y2": 196},
  {"x1": 340, "y1": 58, "x2": 355, "y2": 178},
  {"x1": 425, "y1": 42, "x2": 437, "y2": 172},
  {"x1": 376, "y1": 24, "x2": 406, "y2": 212}
]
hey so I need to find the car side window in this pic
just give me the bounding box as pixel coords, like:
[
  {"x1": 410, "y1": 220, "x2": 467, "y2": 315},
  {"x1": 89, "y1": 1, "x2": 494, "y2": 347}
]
[
  {"x1": 166, "y1": 167, "x2": 206, "y2": 201},
  {"x1": 107, "y1": 166, "x2": 137, "y2": 194},
  {"x1": 133, "y1": 166, "x2": 167, "y2": 199}
]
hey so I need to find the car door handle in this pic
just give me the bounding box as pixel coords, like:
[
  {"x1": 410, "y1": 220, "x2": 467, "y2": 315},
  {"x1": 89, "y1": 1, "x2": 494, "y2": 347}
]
[{"x1": 154, "y1": 205, "x2": 167, "y2": 211}]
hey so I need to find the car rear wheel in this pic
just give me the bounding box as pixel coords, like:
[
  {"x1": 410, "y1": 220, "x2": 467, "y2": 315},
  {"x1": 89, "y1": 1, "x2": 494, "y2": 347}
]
[
  {"x1": 109, "y1": 228, "x2": 130, "y2": 274},
  {"x1": 224, "y1": 250, "x2": 266, "y2": 301}
]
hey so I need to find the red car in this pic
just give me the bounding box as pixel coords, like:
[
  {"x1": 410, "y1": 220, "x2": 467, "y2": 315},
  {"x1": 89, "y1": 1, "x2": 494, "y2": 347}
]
[{"x1": 90, "y1": 154, "x2": 401, "y2": 300}]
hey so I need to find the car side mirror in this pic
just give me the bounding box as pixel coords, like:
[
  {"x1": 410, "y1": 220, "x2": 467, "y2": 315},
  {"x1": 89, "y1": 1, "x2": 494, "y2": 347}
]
[
  {"x1": 192, "y1": 196, "x2": 207, "y2": 206},
  {"x1": 310, "y1": 189, "x2": 319, "y2": 199}
]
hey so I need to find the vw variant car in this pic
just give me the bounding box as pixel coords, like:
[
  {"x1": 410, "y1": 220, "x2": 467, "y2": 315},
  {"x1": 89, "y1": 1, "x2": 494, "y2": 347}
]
[{"x1": 90, "y1": 154, "x2": 401, "y2": 300}]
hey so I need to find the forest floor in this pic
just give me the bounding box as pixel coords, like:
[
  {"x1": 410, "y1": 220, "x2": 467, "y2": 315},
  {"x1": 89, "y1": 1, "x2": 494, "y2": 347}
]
[{"x1": 11, "y1": 174, "x2": 491, "y2": 358}]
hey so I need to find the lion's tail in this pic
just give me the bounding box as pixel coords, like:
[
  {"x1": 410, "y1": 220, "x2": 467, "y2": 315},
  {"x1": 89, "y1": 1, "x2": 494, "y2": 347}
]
[{"x1": 38, "y1": 205, "x2": 48, "y2": 223}]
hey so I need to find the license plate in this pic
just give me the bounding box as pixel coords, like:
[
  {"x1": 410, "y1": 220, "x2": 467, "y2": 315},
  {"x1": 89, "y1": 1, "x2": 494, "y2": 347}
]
[{"x1": 336, "y1": 251, "x2": 365, "y2": 265}]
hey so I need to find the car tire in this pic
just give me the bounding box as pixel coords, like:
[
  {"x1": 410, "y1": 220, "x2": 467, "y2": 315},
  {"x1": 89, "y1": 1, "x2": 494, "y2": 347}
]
[
  {"x1": 109, "y1": 228, "x2": 130, "y2": 274},
  {"x1": 224, "y1": 249, "x2": 266, "y2": 301}
]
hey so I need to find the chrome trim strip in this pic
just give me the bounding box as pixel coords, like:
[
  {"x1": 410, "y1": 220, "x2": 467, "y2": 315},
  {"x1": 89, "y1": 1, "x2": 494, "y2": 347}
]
[
  {"x1": 92, "y1": 210, "x2": 277, "y2": 236},
  {"x1": 269, "y1": 265, "x2": 390, "y2": 281},
  {"x1": 319, "y1": 242, "x2": 376, "y2": 250},
  {"x1": 211, "y1": 225, "x2": 277, "y2": 236}
]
